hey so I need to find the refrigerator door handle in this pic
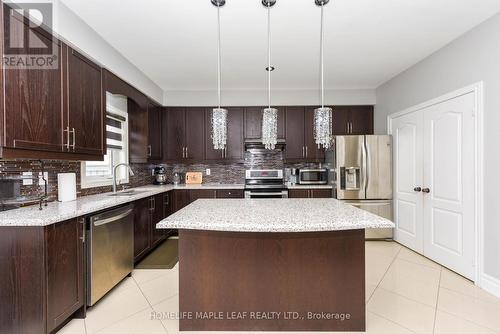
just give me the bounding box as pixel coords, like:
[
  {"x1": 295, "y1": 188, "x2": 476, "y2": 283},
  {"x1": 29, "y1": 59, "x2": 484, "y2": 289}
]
[{"x1": 362, "y1": 137, "x2": 368, "y2": 198}]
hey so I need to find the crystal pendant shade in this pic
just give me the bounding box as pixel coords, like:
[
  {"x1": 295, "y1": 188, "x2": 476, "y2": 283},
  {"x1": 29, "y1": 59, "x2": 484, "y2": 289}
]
[
  {"x1": 314, "y1": 107, "x2": 333, "y2": 149},
  {"x1": 211, "y1": 108, "x2": 228, "y2": 150},
  {"x1": 261, "y1": 108, "x2": 278, "y2": 150}
]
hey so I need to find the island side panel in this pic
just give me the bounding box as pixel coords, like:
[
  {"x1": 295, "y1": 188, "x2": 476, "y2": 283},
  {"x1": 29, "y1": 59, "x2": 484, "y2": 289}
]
[{"x1": 178, "y1": 229, "x2": 365, "y2": 332}]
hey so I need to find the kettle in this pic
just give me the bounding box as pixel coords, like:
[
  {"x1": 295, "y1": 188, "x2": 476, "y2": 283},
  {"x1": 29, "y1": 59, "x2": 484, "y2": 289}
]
[{"x1": 153, "y1": 166, "x2": 168, "y2": 185}]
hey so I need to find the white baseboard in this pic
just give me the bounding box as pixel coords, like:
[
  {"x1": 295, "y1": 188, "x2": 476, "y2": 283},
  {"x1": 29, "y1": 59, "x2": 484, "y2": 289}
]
[{"x1": 479, "y1": 273, "x2": 500, "y2": 299}]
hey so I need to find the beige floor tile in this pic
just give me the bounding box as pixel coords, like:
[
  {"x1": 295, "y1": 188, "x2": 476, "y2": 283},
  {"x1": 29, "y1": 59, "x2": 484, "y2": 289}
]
[
  {"x1": 57, "y1": 319, "x2": 86, "y2": 334},
  {"x1": 152, "y1": 294, "x2": 179, "y2": 334},
  {"x1": 366, "y1": 283, "x2": 378, "y2": 303},
  {"x1": 440, "y1": 268, "x2": 500, "y2": 306},
  {"x1": 397, "y1": 247, "x2": 441, "y2": 270},
  {"x1": 379, "y1": 259, "x2": 440, "y2": 306},
  {"x1": 368, "y1": 288, "x2": 435, "y2": 334},
  {"x1": 138, "y1": 269, "x2": 179, "y2": 306},
  {"x1": 366, "y1": 253, "x2": 394, "y2": 286},
  {"x1": 437, "y1": 288, "x2": 500, "y2": 332},
  {"x1": 366, "y1": 241, "x2": 402, "y2": 259},
  {"x1": 85, "y1": 279, "x2": 150, "y2": 333},
  {"x1": 94, "y1": 308, "x2": 167, "y2": 334},
  {"x1": 434, "y1": 310, "x2": 499, "y2": 334},
  {"x1": 132, "y1": 269, "x2": 174, "y2": 285},
  {"x1": 365, "y1": 312, "x2": 416, "y2": 334}
]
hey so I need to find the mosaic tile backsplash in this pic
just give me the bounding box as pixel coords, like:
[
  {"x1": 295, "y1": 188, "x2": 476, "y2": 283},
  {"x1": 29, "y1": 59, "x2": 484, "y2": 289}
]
[{"x1": 0, "y1": 151, "x2": 326, "y2": 204}]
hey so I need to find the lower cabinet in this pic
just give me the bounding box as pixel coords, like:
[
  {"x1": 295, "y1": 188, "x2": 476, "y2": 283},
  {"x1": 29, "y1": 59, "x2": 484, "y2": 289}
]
[
  {"x1": 288, "y1": 188, "x2": 332, "y2": 198},
  {"x1": 0, "y1": 218, "x2": 85, "y2": 334},
  {"x1": 133, "y1": 194, "x2": 171, "y2": 262},
  {"x1": 216, "y1": 189, "x2": 244, "y2": 198}
]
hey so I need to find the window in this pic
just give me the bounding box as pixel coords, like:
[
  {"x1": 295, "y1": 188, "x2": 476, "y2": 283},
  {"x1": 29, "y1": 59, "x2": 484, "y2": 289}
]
[{"x1": 81, "y1": 94, "x2": 129, "y2": 189}]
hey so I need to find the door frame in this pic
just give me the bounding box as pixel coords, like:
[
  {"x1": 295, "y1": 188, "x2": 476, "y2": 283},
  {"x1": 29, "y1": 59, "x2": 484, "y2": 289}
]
[{"x1": 387, "y1": 82, "x2": 484, "y2": 285}]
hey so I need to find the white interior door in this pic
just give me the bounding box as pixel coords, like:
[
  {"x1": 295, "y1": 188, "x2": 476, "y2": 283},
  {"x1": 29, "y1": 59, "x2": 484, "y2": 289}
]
[
  {"x1": 422, "y1": 92, "x2": 476, "y2": 279},
  {"x1": 391, "y1": 111, "x2": 424, "y2": 252}
]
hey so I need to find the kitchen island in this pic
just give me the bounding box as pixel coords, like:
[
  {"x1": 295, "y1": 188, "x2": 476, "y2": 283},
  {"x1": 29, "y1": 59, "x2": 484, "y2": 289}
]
[{"x1": 157, "y1": 199, "x2": 394, "y2": 332}]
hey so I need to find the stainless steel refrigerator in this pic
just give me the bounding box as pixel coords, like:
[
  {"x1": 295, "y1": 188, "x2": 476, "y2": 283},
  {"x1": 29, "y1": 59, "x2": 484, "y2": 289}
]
[{"x1": 328, "y1": 135, "x2": 393, "y2": 240}]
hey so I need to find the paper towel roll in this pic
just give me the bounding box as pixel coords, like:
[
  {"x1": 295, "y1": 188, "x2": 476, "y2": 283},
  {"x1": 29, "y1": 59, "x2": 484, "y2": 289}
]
[{"x1": 58, "y1": 173, "x2": 77, "y2": 202}]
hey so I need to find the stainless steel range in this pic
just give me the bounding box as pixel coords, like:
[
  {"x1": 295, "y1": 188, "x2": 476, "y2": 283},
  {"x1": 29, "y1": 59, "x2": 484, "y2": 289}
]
[{"x1": 244, "y1": 169, "x2": 288, "y2": 198}]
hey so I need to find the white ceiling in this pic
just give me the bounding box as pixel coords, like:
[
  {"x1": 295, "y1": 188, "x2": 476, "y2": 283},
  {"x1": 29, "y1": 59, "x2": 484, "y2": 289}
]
[{"x1": 61, "y1": 0, "x2": 500, "y2": 92}]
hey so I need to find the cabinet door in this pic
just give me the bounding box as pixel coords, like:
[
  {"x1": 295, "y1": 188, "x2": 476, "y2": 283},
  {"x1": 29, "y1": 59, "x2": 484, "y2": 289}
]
[
  {"x1": 185, "y1": 107, "x2": 205, "y2": 160},
  {"x1": 304, "y1": 107, "x2": 325, "y2": 161},
  {"x1": 3, "y1": 20, "x2": 63, "y2": 153},
  {"x1": 128, "y1": 96, "x2": 149, "y2": 163},
  {"x1": 172, "y1": 190, "x2": 190, "y2": 213},
  {"x1": 349, "y1": 106, "x2": 374, "y2": 135},
  {"x1": 134, "y1": 197, "x2": 151, "y2": 260},
  {"x1": 165, "y1": 107, "x2": 185, "y2": 160},
  {"x1": 288, "y1": 189, "x2": 310, "y2": 198},
  {"x1": 189, "y1": 189, "x2": 216, "y2": 203},
  {"x1": 151, "y1": 194, "x2": 165, "y2": 248},
  {"x1": 226, "y1": 107, "x2": 244, "y2": 160},
  {"x1": 46, "y1": 218, "x2": 84, "y2": 333},
  {"x1": 310, "y1": 189, "x2": 332, "y2": 198},
  {"x1": 332, "y1": 107, "x2": 351, "y2": 135},
  {"x1": 66, "y1": 48, "x2": 104, "y2": 157},
  {"x1": 148, "y1": 103, "x2": 163, "y2": 160},
  {"x1": 284, "y1": 107, "x2": 305, "y2": 160}
]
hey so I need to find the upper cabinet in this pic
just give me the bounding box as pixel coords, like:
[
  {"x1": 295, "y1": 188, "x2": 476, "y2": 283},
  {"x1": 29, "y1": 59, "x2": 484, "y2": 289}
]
[
  {"x1": 206, "y1": 107, "x2": 244, "y2": 160},
  {"x1": 147, "y1": 102, "x2": 163, "y2": 161},
  {"x1": 244, "y1": 107, "x2": 285, "y2": 140},
  {"x1": 65, "y1": 46, "x2": 104, "y2": 157},
  {"x1": 285, "y1": 106, "x2": 324, "y2": 162},
  {"x1": 332, "y1": 106, "x2": 374, "y2": 135},
  {"x1": 164, "y1": 107, "x2": 205, "y2": 161}
]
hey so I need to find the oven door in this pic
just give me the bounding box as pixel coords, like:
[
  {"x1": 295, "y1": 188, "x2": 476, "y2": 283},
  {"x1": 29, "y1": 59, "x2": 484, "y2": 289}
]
[{"x1": 245, "y1": 190, "x2": 288, "y2": 199}]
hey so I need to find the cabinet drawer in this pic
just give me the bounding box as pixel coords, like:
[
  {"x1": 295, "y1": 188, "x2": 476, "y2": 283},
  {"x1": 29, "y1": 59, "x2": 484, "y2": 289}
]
[{"x1": 216, "y1": 189, "x2": 244, "y2": 198}]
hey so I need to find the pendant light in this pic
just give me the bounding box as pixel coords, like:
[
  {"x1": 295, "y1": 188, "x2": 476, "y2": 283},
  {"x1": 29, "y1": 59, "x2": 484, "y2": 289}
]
[
  {"x1": 314, "y1": 0, "x2": 333, "y2": 150},
  {"x1": 261, "y1": 0, "x2": 278, "y2": 150},
  {"x1": 211, "y1": 0, "x2": 228, "y2": 150}
]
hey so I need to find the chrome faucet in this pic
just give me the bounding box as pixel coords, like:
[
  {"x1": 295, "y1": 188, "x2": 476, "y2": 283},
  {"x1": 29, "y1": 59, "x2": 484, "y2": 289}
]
[{"x1": 112, "y1": 163, "x2": 134, "y2": 193}]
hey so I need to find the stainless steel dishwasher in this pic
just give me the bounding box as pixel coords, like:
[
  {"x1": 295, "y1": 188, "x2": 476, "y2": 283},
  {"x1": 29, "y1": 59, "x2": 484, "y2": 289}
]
[{"x1": 87, "y1": 204, "x2": 134, "y2": 306}]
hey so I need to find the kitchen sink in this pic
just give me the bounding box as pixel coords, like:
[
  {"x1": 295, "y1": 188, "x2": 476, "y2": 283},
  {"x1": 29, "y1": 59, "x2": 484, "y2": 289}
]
[{"x1": 108, "y1": 190, "x2": 148, "y2": 197}]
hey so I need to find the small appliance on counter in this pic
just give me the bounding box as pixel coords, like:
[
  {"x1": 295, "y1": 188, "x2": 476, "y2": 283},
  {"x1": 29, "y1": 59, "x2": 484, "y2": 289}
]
[
  {"x1": 153, "y1": 166, "x2": 168, "y2": 185},
  {"x1": 172, "y1": 172, "x2": 186, "y2": 186},
  {"x1": 298, "y1": 168, "x2": 328, "y2": 185},
  {"x1": 57, "y1": 173, "x2": 76, "y2": 202}
]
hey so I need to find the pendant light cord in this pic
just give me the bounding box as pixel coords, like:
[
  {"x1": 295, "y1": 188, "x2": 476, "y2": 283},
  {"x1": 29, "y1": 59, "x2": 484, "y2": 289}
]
[
  {"x1": 267, "y1": 3, "x2": 271, "y2": 109},
  {"x1": 217, "y1": 6, "x2": 221, "y2": 109},
  {"x1": 320, "y1": 4, "x2": 325, "y2": 108}
]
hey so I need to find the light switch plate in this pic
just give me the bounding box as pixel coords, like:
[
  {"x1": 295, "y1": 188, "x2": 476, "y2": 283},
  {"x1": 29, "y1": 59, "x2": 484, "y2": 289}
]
[
  {"x1": 22, "y1": 172, "x2": 33, "y2": 185},
  {"x1": 206, "y1": 168, "x2": 211, "y2": 176}
]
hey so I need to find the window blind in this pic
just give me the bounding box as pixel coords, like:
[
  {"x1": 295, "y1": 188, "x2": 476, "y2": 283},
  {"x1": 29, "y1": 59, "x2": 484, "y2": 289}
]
[{"x1": 106, "y1": 112, "x2": 126, "y2": 150}]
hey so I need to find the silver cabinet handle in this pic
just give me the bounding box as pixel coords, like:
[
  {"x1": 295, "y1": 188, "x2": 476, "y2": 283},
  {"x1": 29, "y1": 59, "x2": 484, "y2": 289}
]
[
  {"x1": 185, "y1": 147, "x2": 188, "y2": 158},
  {"x1": 346, "y1": 122, "x2": 349, "y2": 134},
  {"x1": 302, "y1": 146, "x2": 305, "y2": 158},
  {"x1": 70, "y1": 128, "x2": 76, "y2": 151},
  {"x1": 79, "y1": 218, "x2": 85, "y2": 243},
  {"x1": 349, "y1": 122, "x2": 353, "y2": 134},
  {"x1": 64, "y1": 126, "x2": 70, "y2": 150},
  {"x1": 305, "y1": 146, "x2": 308, "y2": 158},
  {"x1": 148, "y1": 145, "x2": 152, "y2": 157},
  {"x1": 182, "y1": 147, "x2": 185, "y2": 158}
]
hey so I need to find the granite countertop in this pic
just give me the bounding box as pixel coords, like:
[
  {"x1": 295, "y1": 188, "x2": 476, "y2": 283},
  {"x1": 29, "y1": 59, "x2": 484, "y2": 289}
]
[
  {"x1": 157, "y1": 198, "x2": 395, "y2": 233},
  {"x1": 0, "y1": 184, "x2": 244, "y2": 227}
]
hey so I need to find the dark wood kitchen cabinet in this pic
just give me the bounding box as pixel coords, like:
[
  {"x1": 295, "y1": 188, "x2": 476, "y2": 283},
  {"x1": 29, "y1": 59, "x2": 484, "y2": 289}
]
[
  {"x1": 165, "y1": 107, "x2": 205, "y2": 161},
  {"x1": 171, "y1": 190, "x2": 191, "y2": 213},
  {"x1": 151, "y1": 193, "x2": 167, "y2": 248},
  {"x1": 189, "y1": 189, "x2": 217, "y2": 201},
  {"x1": 206, "y1": 107, "x2": 244, "y2": 160},
  {"x1": 128, "y1": 95, "x2": 149, "y2": 163},
  {"x1": 285, "y1": 106, "x2": 324, "y2": 162},
  {"x1": 65, "y1": 46, "x2": 104, "y2": 157},
  {"x1": 148, "y1": 102, "x2": 163, "y2": 160},
  {"x1": 288, "y1": 188, "x2": 332, "y2": 198},
  {"x1": 0, "y1": 218, "x2": 84, "y2": 334},
  {"x1": 216, "y1": 189, "x2": 244, "y2": 198},
  {"x1": 134, "y1": 197, "x2": 152, "y2": 261},
  {"x1": 332, "y1": 106, "x2": 374, "y2": 135},
  {"x1": 244, "y1": 107, "x2": 285, "y2": 140}
]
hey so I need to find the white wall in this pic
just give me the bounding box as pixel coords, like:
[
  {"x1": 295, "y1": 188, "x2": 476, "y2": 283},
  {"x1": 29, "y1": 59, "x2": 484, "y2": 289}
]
[
  {"x1": 375, "y1": 12, "x2": 500, "y2": 291},
  {"x1": 164, "y1": 88, "x2": 376, "y2": 106},
  {"x1": 52, "y1": 1, "x2": 163, "y2": 104}
]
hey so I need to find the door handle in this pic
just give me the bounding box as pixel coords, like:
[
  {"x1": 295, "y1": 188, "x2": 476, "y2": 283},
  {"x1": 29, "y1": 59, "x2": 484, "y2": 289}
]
[
  {"x1": 305, "y1": 146, "x2": 308, "y2": 158},
  {"x1": 70, "y1": 128, "x2": 76, "y2": 151},
  {"x1": 422, "y1": 188, "x2": 431, "y2": 193},
  {"x1": 64, "y1": 126, "x2": 70, "y2": 150},
  {"x1": 185, "y1": 147, "x2": 188, "y2": 158},
  {"x1": 148, "y1": 145, "x2": 152, "y2": 157},
  {"x1": 302, "y1": 146, "x2": 305, "y2": 158},
  {"x1": 414, "y1": 187, "x2": 422, "y2": 192}
]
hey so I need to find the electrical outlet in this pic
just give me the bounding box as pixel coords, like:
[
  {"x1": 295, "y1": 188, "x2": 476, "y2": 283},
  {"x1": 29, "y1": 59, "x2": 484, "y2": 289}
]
[
  {"x1": 206, "y1": 168, "x2": 211, "y2": 176},
  {"x1": 38, "y1": 172, "x2": 48, "y2": 186},
  {"x1": 22, "y1": 172, "x2": 33, "y2": 185}
]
